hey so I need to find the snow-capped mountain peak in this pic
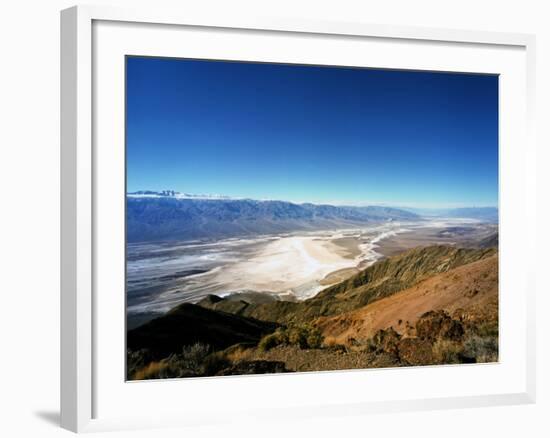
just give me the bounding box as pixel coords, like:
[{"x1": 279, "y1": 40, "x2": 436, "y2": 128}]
[{"x1": 127, "y1": 190, "x2": 236, "y2": 200}]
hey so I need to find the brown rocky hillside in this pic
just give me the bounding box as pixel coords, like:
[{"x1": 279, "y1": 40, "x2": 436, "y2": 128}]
[{"x1": 315, "y1": 253, "x2": 498, "y2": 345}]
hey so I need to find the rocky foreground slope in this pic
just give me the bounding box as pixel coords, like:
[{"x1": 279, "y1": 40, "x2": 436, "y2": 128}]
[
  {"x1": 127, "y1": 244, "x2": 498, "y2": 379},
  {"x1": 315, "y1": 253, "x2": 498, "y2": 344}
]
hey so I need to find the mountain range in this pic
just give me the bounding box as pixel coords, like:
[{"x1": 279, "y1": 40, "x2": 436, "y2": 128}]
[
  {"x1": 126, "y1": 191, "x2": 419, "y2": 242},
  {"x1": 405, "y1": 206, "x2": 498, "y2": 222}
]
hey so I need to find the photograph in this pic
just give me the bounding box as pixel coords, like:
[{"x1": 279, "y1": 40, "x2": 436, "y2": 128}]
[
  {"x1": 1, "y1": 0, "x2": 544, "y2": 436},
  {"x1": 125, "y1": 56, "x2": 499, "y2": 380}
]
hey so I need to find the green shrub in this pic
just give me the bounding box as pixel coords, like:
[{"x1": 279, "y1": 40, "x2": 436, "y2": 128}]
[
  {"x1": 258, "y1": 330, "x2": 288, "y2": 351},
  {"x1": 176, "y1": 343, "x2": 211, "y2": 372},
  {"x1": 287, "y1": 326, "x2": 308, "y2": 348},
  {"x1": 127, "y1": 349, "x2": 153, "y2": 379},
  {"x1": 258, "y1": 325, "x2": 324, "y2": 351},
  {"x1": 432, "y1": 339, "x2": 464, "y2": 364},
  {"x1": 306, "y1": 330, "x2": 324, "y2": 349},
  {"x1": 463, "y1": 335, "x2": 498, "y2": 363},
  {"x1": 287, "y1": 324, "x2": 324, "y2": 349},
  {"x1": 473, "y1": 321, "x2": 499, "y2": 338},
  {"x1": 131, "y1": 343, "x2": 216, "y2": 379}
]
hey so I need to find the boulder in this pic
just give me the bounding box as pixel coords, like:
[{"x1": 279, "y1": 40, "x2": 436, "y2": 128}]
[
  {"x1": 416, "y1": 310, "x2": 464, "y2": 341},
  {"x1": 369, "y1": 327, "x2": 401, "y2": 356},
  {"x1": 397, "y1": 337, "x2": 434, "y2": 365}
]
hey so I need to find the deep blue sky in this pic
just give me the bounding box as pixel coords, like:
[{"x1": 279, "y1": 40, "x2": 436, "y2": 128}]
[{"x1": 126, "y1": 56, "x2": 498, "y2": 208}]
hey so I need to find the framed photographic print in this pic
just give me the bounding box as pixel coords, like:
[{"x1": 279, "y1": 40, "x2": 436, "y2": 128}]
[{"x1": 61, "y1": 5, "x2": 536, "y2": 433}]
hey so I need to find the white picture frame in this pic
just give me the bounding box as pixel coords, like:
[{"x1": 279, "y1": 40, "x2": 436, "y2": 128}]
[{"x1": 60, "y1": 4, "x2": 536, "y2": 433}]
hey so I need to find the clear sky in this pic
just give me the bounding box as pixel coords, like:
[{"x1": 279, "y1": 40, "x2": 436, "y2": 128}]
[{"x1": 126, "y1": 56, "x2": 498, "y2": 208}]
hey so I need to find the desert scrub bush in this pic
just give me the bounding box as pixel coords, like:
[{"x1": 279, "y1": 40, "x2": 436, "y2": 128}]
[
  {"x1": 132, "y1": 360, "x2": 171, "y2": 380},
  {"x1": 431, "y1": 339, "x2": 464, "y2": 364},
  {"x1": 258, "y1": 329, "x2": 289, "y2": 351},
  {"x1": 224, "y1": 344, "x2": 253, "y2": 363},
  {"x1": 173, "y1": 342, "x2": 211, "y2": 374},
  {"x1": 132, "y1": 343, "x2": 218, "y2": 379},
  {"x1": 164, "y1": 344, "x2": 232, "y2": 377},
  {"x1": 127, "y1": 348, "x2": 154, "y2": 379},
  {"x1": 463, "y1": 335, "x2": 498, "y2": 363},
  {"x1": 473, "y1": 321, "x2": 499, "y2": 338},
  {"x1": 365, "y1": 328, "x2": 401, "y2": 355},
  {"x1": 258, "y1": 325, "x2": 324, "y2": 351},
  {"x1": 287, "y1": 324, "x2": 324, "y2": 349},
  {"x1": 306, "y1": 328, "x2": 324, "y2": 349},
  {"x1": 169, "y1": 343, "x2": 231, "y2": 376}
]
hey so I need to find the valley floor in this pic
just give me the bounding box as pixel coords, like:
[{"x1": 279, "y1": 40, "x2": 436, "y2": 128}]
[{"x1": 127, "y1": 219, "x2": 497, "y2": 328}]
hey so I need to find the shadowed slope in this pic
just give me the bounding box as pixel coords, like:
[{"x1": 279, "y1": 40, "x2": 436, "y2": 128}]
[{"x1": 127, "y1": 303, "x2": 278, "y2": 359}]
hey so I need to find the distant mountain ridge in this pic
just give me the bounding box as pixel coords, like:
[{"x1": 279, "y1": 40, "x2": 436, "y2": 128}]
[
  {"x1": 128, "y1": 190, "x2": 234, "y2": 200},
  {"x1": 126, "y1": 191, "x2": 419, "y2": 242},
  {"x1": 404, "y1": 206, "x2": 498, "y2": 222},
  {"x1": 445, "y1": 207, "x2": 498, "y2": 222}
]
